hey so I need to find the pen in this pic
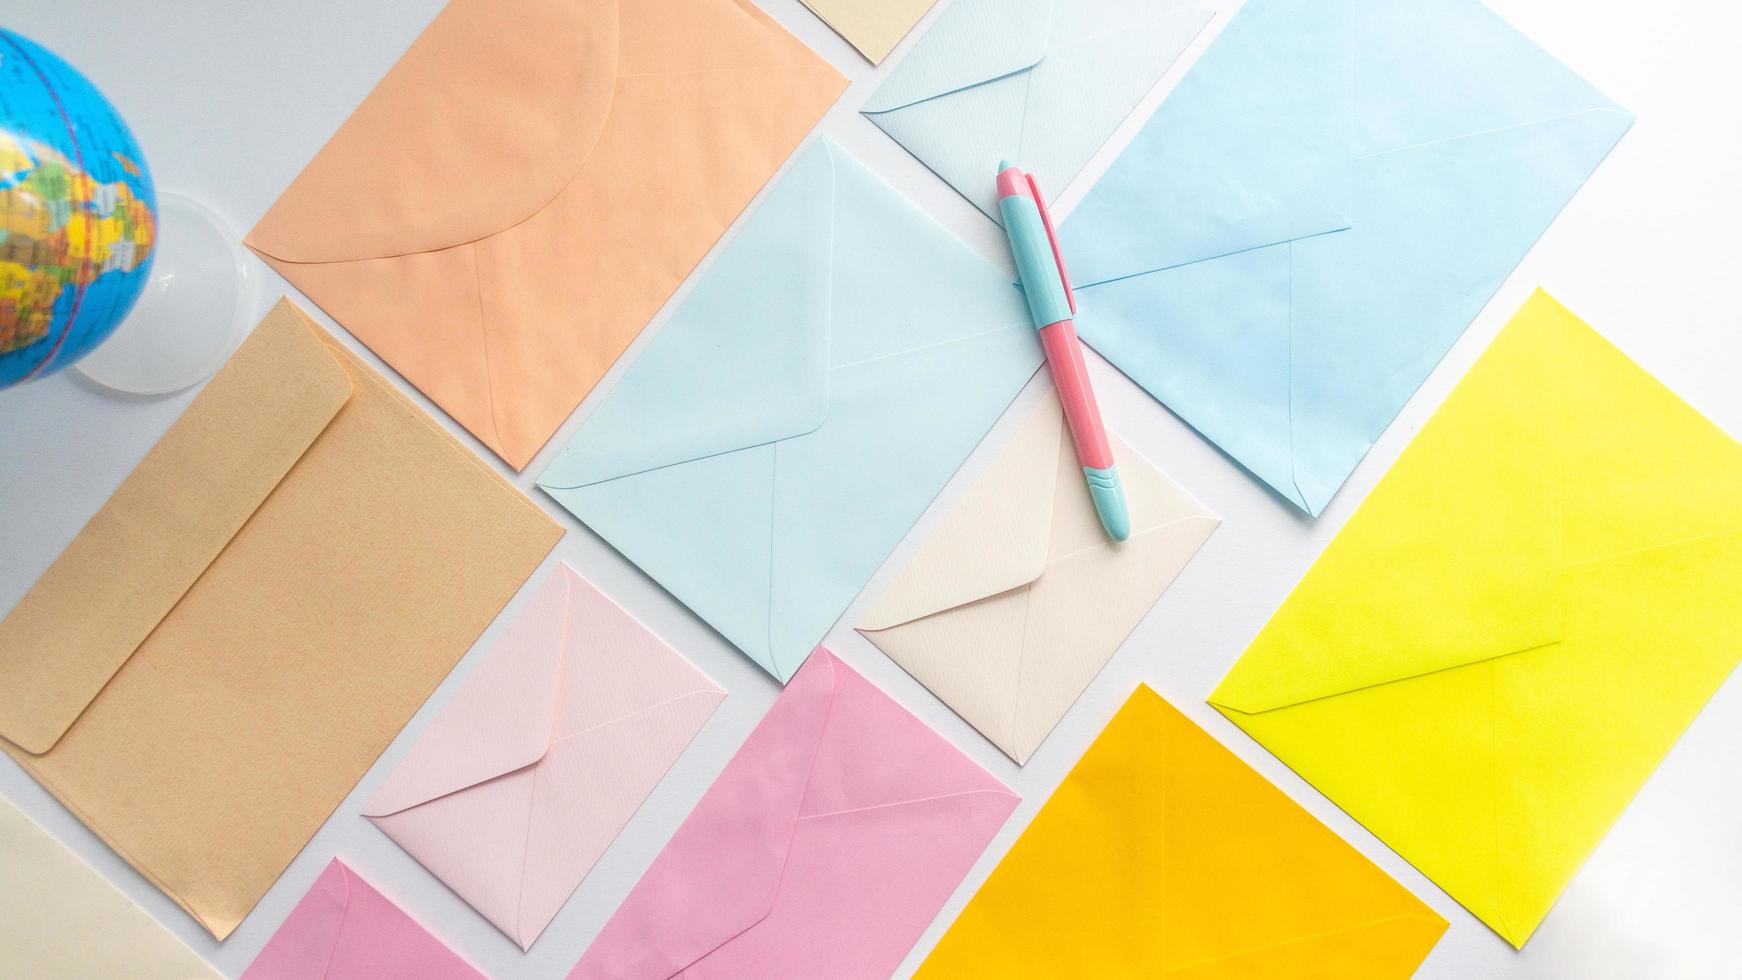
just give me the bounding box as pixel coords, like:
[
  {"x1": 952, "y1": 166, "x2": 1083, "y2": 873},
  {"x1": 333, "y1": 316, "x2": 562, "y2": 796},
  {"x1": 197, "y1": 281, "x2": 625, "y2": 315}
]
[{"x1": 996, "y1": 163, "x2": 1130, "y2": 542}]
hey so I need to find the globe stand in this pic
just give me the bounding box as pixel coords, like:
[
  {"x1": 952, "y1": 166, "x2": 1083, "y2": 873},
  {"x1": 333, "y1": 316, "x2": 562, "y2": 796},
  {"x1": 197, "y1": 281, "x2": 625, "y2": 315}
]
[{"x1": 75, "y1": 192, "x2": 251, "y2": 396}]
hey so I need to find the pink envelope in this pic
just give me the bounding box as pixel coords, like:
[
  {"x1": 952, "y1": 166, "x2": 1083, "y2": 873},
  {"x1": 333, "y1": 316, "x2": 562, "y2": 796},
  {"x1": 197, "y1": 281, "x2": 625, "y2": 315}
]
[
  {"x1": 243, "y1": 859, "x2": 482, "y2": 980},
  {"x1": 363, "y1": 563, "x2": 725, "y2": 949},
  {"x1": 570, "y1": 648, "x2": 1019, "y2": 979}
]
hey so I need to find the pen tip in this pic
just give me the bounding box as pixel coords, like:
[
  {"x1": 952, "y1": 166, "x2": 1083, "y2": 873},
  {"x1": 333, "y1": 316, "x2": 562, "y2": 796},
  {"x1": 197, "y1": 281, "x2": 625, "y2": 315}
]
[{"x1": 998, "y1": 160, "x2": 1017, "y2": 174}]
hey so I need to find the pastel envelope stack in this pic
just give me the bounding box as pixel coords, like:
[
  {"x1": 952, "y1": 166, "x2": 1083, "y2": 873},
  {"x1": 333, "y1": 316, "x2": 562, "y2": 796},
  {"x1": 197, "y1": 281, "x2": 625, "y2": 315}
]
[
  {"x1": 247, "y1": 0, "x2": 846, "y2": 469},
  {"x1": 1212, "y1": 292, "x2": 1742, "y2": 946},
  {"x1": 539, "y1": 139, "x2": 1042, "y2": 683},
  {"x1": 863, "y1": 0, "x2": 1215, "y2": 220},
  {"x1": 1060, "y1": 0, "x2": 1632, "y2": 515},
  {"x1": 859, "y1": 395, "x2": 1218, "y2": 764},
  {"x1": 570, "y1": 650, "x2": 1019, "y2": 979},
  {"x1": 363, "y1": 564, "x2": 724, "y2": 950}
]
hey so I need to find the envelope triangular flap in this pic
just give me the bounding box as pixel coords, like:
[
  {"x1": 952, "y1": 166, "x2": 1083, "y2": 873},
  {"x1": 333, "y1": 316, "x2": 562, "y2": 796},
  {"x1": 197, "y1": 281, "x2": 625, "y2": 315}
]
[
  {"x1": 860, "y1": 0, "x2": 1054, "y2": 114},
  {"x1": 246, "y1": 0, "x2": 620, "y2": 263},
  {"x1": 0, "y1": 303, "x2": 351, "y2": 756},
  {"x1": 536, "y1": 139, "x2": 834, "y2": 490},
  {"x1": 1061, "y1": 0, "x2": 1355, "y2": 287}
]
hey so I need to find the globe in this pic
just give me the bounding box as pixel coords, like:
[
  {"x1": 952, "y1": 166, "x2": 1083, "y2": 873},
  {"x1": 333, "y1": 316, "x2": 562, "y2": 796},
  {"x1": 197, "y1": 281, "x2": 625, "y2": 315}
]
[{"x1": 1, "y1": 29, "x2": 157, "y2": 389}]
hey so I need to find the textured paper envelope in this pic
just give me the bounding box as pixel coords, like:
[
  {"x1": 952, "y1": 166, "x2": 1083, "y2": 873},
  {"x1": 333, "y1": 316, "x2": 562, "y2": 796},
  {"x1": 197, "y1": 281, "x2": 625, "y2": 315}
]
[
  {"x1": 919, "y1": 687, "x2": 1446, "y2": 977},
  {"x1": 0, "y1": 797, "x2": 219, "y2": 980},
  {"x1": 0, "y1": 299, "x2": 562, "y2": 939},
  {"x1": 242, "y1": 860, "x2": 483, "y2": 980},
  {"x1": 247, "y1": 0, "x2": 846, "y2": 470},
  {"x1": 1211, "y1": 292, "x2": 1742, "y2": 946},
  {"x1": 364, "y1": 562, "x2": 725, "y2": 950},
  {"x1": 859, "y1": 394, "x2": 1217, "y2": 764},
  {"x1": 799, "y1": 0, "x2": 938, "y2": 64}
]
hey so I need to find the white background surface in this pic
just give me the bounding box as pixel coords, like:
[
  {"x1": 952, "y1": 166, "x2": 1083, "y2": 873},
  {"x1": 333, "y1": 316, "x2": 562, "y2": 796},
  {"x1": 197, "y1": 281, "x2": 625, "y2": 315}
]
[{"x1": 2, "y1": 1, "x2": 1740, "y2": 977}]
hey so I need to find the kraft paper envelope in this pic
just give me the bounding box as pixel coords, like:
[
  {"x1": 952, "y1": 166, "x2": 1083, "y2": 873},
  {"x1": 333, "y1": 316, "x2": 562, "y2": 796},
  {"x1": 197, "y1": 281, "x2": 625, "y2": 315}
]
[
  {"x1": 0, "y1": 798, "x2": 220, "y2": 980},
  {"x1": 246, "y1": 0, "x2": 845, "y2": 470},
  {"x1": 863, "y1": 0, "x2": 1216, "y2": 221},
  {"x1": 243, "y1": 860, "x2": 483, "y2": 980},
  {"x1": 0, "y1": 300, "x2": 562, "y2": 939},
  {"x1": 570, "y1": 649, "x2": 1019, "y2": 979},
  {"x1": 364, "y1": 562, "x2": 725, "y2": 950},
  {"x1": 920, "y1": 687, "x2": 1447, "y2": 978},
  {"x1": 858, "y1": 394, "x2": 1218, "y2": 764},
  {"x1": 1210, "y1": 292, "x2": 1742, "y2": 947},
  {"x1": 799, "y1": 0, "x2": 939, "y2": 65},
  {"x1": 538, "y1": 138, "x2": 1041, "y2": 683},
  {"x1": 1059, "y1": 0, "x2": 1632, "y2": 515}
]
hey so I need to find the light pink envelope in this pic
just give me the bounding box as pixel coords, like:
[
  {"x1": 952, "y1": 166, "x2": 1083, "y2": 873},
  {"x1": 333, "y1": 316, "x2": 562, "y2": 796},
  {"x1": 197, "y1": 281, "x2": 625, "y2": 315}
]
[
  {"x1": 363, "y1": 563, "x2": 725, "y2": 950},
  {"x1": 570, "y1": 648, "x2": 1019, "y2": 979},
  {"x1": 242, "y1": 859, "x2": 482, "y2": 980}
]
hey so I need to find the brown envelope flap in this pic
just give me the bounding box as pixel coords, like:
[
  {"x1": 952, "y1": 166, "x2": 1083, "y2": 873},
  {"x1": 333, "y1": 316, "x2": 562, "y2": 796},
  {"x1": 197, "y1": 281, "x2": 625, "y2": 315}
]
[{"x1": 0, "y1": 300, "x2": 352, "y2": 754}]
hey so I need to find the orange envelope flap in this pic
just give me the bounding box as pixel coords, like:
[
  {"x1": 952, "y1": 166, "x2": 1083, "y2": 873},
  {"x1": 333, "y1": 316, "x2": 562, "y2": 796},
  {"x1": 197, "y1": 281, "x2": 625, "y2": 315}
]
[{"x1": 0, "y1": 306, "x2": 353, "y2": 755}]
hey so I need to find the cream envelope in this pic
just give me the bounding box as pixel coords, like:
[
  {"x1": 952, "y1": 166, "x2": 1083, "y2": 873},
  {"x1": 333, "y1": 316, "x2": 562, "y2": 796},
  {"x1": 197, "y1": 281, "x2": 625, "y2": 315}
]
[
  {"x1": 246, "y1": 0, "x2": 846, "y2": 470},
  {"x1": 1, "y1": 798, "x2": 219, "y2": 980},
  {"x1": 800, "y1": 0, "x2": 939, "y2": 64},
  {"x1": 858, "y1": 395, "x2": 1218, "y2": 763},
  {"x1": 363, "y1": 563, "x2": 724, "y2": 950}
]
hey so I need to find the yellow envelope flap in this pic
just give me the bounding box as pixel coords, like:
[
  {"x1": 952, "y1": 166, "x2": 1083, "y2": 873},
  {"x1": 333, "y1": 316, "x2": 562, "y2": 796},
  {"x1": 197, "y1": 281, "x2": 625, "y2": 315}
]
[{"x1": 0, "y1": 301, "x2": 352, "y2": 755}]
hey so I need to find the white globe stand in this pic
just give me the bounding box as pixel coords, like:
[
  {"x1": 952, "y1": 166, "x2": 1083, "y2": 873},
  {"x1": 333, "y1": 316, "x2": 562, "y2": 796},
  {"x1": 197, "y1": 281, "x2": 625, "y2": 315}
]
[{"x1": 75, "y1": 192, "x2": 251, "y2": 396}]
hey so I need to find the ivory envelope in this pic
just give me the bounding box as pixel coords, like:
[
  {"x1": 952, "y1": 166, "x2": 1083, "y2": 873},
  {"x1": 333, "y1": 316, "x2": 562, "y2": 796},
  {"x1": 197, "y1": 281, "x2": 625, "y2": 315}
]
[
  {"x1": 247, "y1": 0, "x2": 845, "y2": 470},
  {"x1": 863, "y1": 0, "x2": 1215, "y2": 220},
  {"x1": 364, "y1": 563, "x2": 724, "y2": 950},
  {"x1": 1060, "y1": 0, "x2": 1632, "y2": 515},
  {"x1": 243, "y1": 860, "x2": 482, "y2": 980},
  {"x1": 858, "y1": 394, "x2": 1217, "y2": 764},
  {"x1": 538, "y1": 139, "x2": 1041, "y2": 683},
  {"x1": 799, "y1": 0, "x2": 938, "y2": 65},
  {"x1": 1211, "y1": 292, "x2": 1742, "y2": 946},
  {"x1": 0, "y1": 300, "x2": 561, "y2": 939},
  {"x1": 1, "y1": 797, "x2": 219, "y2": 980},
  {"x1": 920, "y1": 687, "x2": 1446, "y2": 978},
  {"x1": 569, "y1": 649, "x2": 1019, "y2": 979}
]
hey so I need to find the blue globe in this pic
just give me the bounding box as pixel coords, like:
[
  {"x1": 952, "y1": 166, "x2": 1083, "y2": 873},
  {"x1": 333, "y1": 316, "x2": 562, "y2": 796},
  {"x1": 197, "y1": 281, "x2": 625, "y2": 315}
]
[{"x1": 0, "y1": 29, "x2": 157, "y2": 388}]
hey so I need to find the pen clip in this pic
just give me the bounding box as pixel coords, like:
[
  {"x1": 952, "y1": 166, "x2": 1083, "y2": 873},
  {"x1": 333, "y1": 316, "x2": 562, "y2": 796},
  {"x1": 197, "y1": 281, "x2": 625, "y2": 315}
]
[{"x1": 1026, "y1": 173, "x2": 1076, "y2": 315}]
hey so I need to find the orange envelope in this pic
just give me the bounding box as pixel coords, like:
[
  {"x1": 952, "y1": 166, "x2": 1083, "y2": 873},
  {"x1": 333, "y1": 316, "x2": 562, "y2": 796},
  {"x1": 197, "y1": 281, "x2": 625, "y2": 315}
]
[
  {"x1": 0, "y1": 300, "x2": 561, "y2": 940},
  {"x1": 246, "y1": 0, "x2": 847, "y2": 470}
]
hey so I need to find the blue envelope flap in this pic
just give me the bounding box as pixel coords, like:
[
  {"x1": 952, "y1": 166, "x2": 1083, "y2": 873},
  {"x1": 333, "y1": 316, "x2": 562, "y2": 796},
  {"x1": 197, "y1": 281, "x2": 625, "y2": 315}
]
[
  {"x1": 538, "y1": 142, "x2": 835, "y2": 490},
  {"x1": 861, "y1": 0, "x2": 1054, "y2": 114}
]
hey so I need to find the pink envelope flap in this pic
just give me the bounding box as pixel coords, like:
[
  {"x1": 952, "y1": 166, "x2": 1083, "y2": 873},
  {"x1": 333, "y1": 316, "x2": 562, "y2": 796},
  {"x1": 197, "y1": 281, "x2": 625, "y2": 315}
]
[{"x1": 243, "y1": 860, "x2": 482, "y2": 980}]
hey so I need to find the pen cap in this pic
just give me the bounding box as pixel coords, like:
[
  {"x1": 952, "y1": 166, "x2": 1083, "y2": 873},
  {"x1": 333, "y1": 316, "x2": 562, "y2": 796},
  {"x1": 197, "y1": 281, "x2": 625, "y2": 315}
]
[{"x1": 998, "y1": 187, "x2": 1074, "y2": 329}]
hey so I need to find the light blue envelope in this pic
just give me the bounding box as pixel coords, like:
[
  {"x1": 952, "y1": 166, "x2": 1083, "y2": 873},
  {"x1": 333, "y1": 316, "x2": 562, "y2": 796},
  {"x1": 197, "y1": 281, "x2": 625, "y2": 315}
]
[
  {"x1": 538, "y1": 139, "x2": 1042, "y2": 682},
  {"x1": 862, "y1": 0, "x2": 1216, "y2": 222},
  {"x1": 1060, "y1": 0, "x2": 1632, "y2": 516}
]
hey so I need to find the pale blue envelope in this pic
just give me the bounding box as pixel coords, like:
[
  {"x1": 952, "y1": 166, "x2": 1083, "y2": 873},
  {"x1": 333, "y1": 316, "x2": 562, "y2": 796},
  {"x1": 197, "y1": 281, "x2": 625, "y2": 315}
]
[
  {"x1": 538, "y1": 139, "x2": 1042, "y2": 682},
  {"x1": 1061, "y1": 0, "x2": 1632, "y2": 516},
  {"x1": 862, "y1": 0, "x2": 1217, "y2": 221}
]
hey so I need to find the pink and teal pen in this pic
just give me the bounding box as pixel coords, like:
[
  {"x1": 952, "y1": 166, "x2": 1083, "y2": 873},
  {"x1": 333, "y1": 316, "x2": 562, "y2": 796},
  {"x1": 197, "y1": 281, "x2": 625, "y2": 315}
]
[{"x1": 997, "y1": 163, "x2": 1131, "y2": 542}]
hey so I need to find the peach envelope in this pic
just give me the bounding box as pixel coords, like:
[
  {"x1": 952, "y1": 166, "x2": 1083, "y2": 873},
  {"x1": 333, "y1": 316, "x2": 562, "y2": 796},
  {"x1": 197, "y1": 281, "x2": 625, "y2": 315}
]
[
  {"x1": 247, "y1": 0, "x2": 847, "y2": 470},
  {"x1": 363, "y1": 563, "x2": 725, "y2": 950}
]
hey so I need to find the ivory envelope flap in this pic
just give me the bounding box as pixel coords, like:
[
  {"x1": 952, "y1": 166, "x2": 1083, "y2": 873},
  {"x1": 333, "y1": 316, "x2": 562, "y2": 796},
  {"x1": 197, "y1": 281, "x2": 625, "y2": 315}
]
[
  {"x1": 859, "y1": 394, "x2": 1218, "y2": 764},
  {"x1": 863, "y1": 0, "x2": 1215, "y2": 220},
  {"x1": 538, "y1": 138, "x2": 1041, "y2": 683},
  {"x1": 247, "y1": 0, "x2": 846, "y2": 470},
  {"x1": 799, "y1": 0, "x2": 939, "y2": 65},
  {"x1": 918, "y1": 687, "x2": 1447, "y2": 978},
  {"x1": 0, "y1": 300, "x2": 561, "y2": 939},
  {"x1": 242, "y1": 860, "x2": 483, "y2": 980},
  {"x1": 363, "y1": 563, "x2": 725, "y2": 950},
  {"x1": 1210, "y1": 292, "x2": 1742, "y2": 947},
  {"x1": 0, "y1": 797, "x2": 220, "y2": 980}
]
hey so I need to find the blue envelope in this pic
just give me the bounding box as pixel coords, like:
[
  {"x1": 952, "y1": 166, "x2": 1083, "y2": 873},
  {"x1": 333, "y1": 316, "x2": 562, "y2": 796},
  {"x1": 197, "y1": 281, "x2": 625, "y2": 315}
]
[
  {"x1": 538, "y1": 139, "x2": 1042, "y2": 682},
  {"x1": 862, "y1": 0, "x2": 1216, "y2": 222},
  {"x1": 1059, "y1": 0, "x2": 1632, "y2": 515}
]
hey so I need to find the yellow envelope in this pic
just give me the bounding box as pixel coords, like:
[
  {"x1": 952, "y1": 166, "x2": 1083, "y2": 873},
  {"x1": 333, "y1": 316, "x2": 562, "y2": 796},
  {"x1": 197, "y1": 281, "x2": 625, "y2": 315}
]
[
  {"x1": 920, "y1": 686, "x2": 1446, "y2": 977},
  {"x1": 858, "y1": 394, "x2": 1217, "y2": 764},
  {"x1": 246, "y1": 0, "x2": 846, "y2": 470},
  {"x1": 1, "y1": 797, "x2": 219, "y2": 980},
  {"x1": 1210, "y1": 290, "x2": 1742, "y2": 947},
  {"x1": 799, "y1": 0, "x2": 939, "y2": 64},
  {"x1": 0, "y1": 300, "x2": 561, "y2": 939}
]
